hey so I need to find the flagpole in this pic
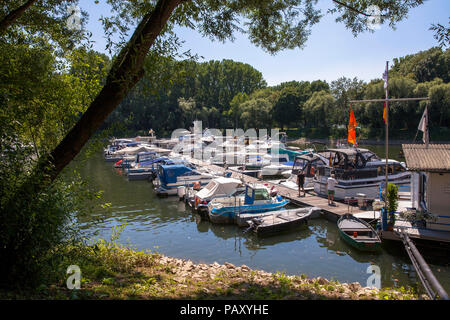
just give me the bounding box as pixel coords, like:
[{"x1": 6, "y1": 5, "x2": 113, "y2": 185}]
[
  {"x1": 384, "y1": 61, "x2": 389, "y2": 210},
  {"x1": 425, "y1": 103, "x2": 429, "y2": 149}
]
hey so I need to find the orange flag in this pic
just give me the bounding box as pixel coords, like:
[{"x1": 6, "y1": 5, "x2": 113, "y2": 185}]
[
  {"x1": 383, "y1": 101, "x2": 387, "y2": 124},
  {"x1": 348, "y1": 106, "x2": 357, "y2": 145}
]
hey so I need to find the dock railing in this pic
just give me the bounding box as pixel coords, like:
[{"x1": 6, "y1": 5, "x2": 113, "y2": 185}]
[{"x1": 397, "y1": 228, "x2": 449, "y2": 300}]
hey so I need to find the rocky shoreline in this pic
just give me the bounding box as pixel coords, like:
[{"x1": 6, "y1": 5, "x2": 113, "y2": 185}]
[
  {"x1": 0, "y1": 243, "x2": 422, "y2": 300},
  {"x1": 154, "y1": 254, "x2": 421, "y2": 300}
]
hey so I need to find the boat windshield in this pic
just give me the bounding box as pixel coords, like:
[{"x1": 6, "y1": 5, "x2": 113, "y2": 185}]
[
  {"x1": 254, "y1": 188, "x2": 270, "y2": 200},
  {"x1": 293, "y1": 158, "x2": 308, "y2": 171},
  {"x1": 204, "y1": 181, "x2": 217, "y2": 190}
]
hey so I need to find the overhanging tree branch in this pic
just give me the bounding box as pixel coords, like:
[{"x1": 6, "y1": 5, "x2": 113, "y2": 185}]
[
  {"x1": 332, "y1": 0, "x2": 370, "y2": 17},
  {"x1": 0, "y1": 0, "x2": 38, "y2": 34},
  {"x1": 10, "y1": 0, "x2": 186, "y2": 206}
]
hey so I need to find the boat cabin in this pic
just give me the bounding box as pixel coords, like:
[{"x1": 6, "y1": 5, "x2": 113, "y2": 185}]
[
  {"x1": 158, "y1": 164, "x2": 192, "y2": 185},
  {"x1": 156, "y1": 163, "x2": 211, "y2": 191},
  {"x1": 135, "y1": 151, "x2": 158, "y2": 163},
  {"x1": 316, "y1": 148, "x2": 379, "y2": 180},
  {"x1": 195, "y1": 177, "x2": 244, "y2": 202},
  {"x1": 136, "y1": 157, "x2": 171, "y2": 168},
  {"x1": 244, "y1": 185, "x2": 276, "y2": 205}
]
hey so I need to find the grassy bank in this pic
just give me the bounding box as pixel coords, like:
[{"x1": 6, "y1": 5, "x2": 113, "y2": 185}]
[{"x1": 0, "y1": 241, "x2": 422, "y2": 300}]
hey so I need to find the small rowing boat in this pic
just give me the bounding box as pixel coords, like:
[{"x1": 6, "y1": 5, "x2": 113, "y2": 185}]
[{"x1": 337, "y1": 214, "x2": 381, "y2": 251}]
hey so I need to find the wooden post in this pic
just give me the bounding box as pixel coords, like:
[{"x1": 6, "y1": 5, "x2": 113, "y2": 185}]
[
  {"x1": 384, "y1": 61, "x2": 389, "y2": 211},
  {"x1": 425, "y1": 102, "x2": 430, "y2": 149}
]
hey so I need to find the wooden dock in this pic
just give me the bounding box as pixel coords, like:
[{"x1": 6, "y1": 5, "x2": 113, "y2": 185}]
[
  {"x1": 187, "y1": 157, "x2": 369, "y2": 219},
  {"x1": 169, "y1": 155, "x2": 450, "y2": 244}
]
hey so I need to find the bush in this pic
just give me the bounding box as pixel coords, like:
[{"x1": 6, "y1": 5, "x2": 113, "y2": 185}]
[{"x1": 0, "y1": 121, "x2": 88, "y2": 288}]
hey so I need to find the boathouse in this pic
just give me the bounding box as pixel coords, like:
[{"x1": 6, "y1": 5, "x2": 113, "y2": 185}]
[{"x1": 402, "y1": 144, "x2": 450, "y2": 232}]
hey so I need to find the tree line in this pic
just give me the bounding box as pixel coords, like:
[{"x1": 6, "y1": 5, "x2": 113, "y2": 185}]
[{"x1": 105, "y1": 47, "x2": 449, "y2": 140}]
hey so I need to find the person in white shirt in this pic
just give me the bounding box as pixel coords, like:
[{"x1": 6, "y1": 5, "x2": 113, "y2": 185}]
[{"x1": 327, "y1": 173, "x2": 338, "y2": 205}]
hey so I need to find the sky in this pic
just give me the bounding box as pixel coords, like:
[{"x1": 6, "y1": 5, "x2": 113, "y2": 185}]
[{"x1": 80, "y1": 0, "x2": 450, "y2": 86}]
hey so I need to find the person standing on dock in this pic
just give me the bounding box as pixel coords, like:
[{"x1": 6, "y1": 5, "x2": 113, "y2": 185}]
[
  {"x1": 297, "y1": 169, "x2": 306, "y2": 197},
  {"x1": 327, "y1": 173, "x2": 337, "y2": 206}
]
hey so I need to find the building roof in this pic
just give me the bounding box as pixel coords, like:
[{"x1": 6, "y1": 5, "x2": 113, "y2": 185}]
[{"x1": 402, "y1": 144, "x2": 450, "y2": 172}]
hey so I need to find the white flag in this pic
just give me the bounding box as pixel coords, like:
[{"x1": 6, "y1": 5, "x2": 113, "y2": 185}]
[
  {"x1": 418, "y1": 106, "x2": 428, "y2": 144},
  {"x1": 418, "y1": 107, "x2": 427, "y2": 132},
  {"x1": 382, "y1": 66, "x2": 388, "y2": 89}
]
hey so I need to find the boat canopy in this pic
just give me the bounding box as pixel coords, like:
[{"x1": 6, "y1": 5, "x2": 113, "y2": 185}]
[
  {"x1": 195, "y1": 177, "x2": 243, "y2": 199},
  {"x1": 244, "y1": 185, "x2": 271, "y2": 205},
  {"x1": 292, "y1": 153, "x2": 327, "y2": 175},
  {"x1": 113, "y1": 145, "x2": 155, "y2": 155},
  {"x1": 276, "y1": 147, "x2": 310, "y2": 161},
  {"x1": 135, "y1": 151, "x2": 158, "y2": 163},
  {"x1": 138, "y1": 157, "x2": 170, "y2": 167},
  {"x1": 318, "y1": 148, "x2": 379, "y2": 170},
  {"x1": 112, "y1": 138, "x2": 133, "y2": 143},
  {"x1": 157, "y1": 164, "x2": 194, "y2": 185},
  {"x1": 126, "y1": 142, "x2": 141, "y2": 147}
]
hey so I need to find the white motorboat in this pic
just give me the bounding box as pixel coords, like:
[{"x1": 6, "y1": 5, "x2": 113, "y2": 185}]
[{"x1": 313, "y1": 148, "x2": 411, "y2": 200}]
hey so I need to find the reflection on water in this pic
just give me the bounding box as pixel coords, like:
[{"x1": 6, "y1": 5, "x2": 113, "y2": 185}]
[{"x1": 74, "y1": 152, "x2": 450, "y2": 293}]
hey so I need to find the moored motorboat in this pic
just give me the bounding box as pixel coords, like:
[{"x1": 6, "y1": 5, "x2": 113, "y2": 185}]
[
  {"x1": 337, "y1": 214, "x2": 381, "y2": 251},
  {"x1": 189, "y1": 177, "x2": 245, "y2": 216},
  {"x1": 154, "y1": 163, "x2": 216, "y2": 196},
  {"x1": 313, "y1": 148, "x2": 410, "y2": 201},
  {"x1": 126, "y1": 157, "x2": 172, "y2": 181},
  {"x1": 207, "y1": 184, "x2": 289, "y2": 224},
  {"x1": 260, "y1": 153, "x2": 293, "y2": 176},
  {"x1": 245, "y1": 207, "x2": 317, "y2": 236}
]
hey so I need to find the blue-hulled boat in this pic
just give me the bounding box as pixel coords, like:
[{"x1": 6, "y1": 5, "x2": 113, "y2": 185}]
[
  {"x1": 270, "y1": 147, "x2": 311, "y2": 161},
  {"x1": 118, "y1": 151, "x2": 159, "y2": 169},
  {"x1": 154, "y1": 164, "x2": 216, "y2": 196},
  {"x1": 207, "y1": 184, "x2": 289, "y2": 224},
  {"x1": 126, "y1": 157, "x2": 171, "y2": 181}
]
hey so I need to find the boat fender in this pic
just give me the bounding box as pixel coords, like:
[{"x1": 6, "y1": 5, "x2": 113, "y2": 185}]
[
  {"x1": 276, "y1": 195, "x2": 283, "y2": 202},
  {"x1": 270, "y1": 185, "x2": 278, "y2": 197},
  {"x1": 353, "y1": 231, "x2": 358, "y2": 238}
]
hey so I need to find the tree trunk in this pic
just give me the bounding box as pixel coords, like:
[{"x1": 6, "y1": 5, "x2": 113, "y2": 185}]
[
  {"x1": 0, "y1": 0, "x2": 38, "y2": 34},
  {"x1": 48, "y1": 0, "x2": 184, "y2": 180},
  {"x1": 11, "y1": 0, "x2": 186, "y2": 202}
]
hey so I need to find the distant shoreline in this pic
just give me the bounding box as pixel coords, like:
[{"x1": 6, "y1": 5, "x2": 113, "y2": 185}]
[{"x1": 288, "y1": 138, "x2": 450, "y2": 146}]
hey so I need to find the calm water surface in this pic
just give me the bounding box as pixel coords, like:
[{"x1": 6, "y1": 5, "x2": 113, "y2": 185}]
[{"x1": 74, "y1": 145, "x2": 450, "y2": 294}]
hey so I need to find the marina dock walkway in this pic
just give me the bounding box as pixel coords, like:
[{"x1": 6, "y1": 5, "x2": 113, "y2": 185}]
[
  {"x1": 185, "y1": 156, "x2": 450, "y2": 243},
  {"x1": 187, "y1": 157, "x2": 368, "y2": 218}
]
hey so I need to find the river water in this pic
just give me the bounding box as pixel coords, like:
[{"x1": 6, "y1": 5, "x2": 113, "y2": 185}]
[{"x1": 74, "y1": 144, "x2": 450, "y2": 294}]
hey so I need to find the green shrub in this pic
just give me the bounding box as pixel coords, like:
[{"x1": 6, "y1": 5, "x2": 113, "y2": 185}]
[
  {"x1": 386, "y1": 183, "x2": 399, "y2": 224},
  {"x1": 0, "y1": 121, "x2": 94, "y2": 288}
]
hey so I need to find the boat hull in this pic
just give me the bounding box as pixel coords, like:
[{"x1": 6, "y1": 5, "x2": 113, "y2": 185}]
[
  {"x1": 208, "y1": 200, "x2": 290, "y2": 224},
  {"x1": 337, "y1": 215, "x2": 381, "y2": 252},
  {"x1": 338, "y1": 228, "x2": 381, "y2": 251}
]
